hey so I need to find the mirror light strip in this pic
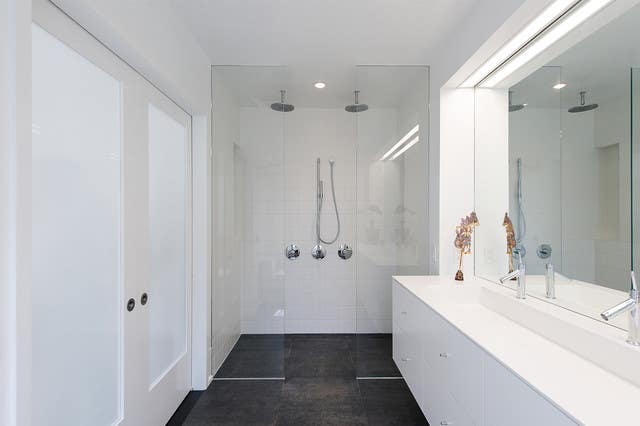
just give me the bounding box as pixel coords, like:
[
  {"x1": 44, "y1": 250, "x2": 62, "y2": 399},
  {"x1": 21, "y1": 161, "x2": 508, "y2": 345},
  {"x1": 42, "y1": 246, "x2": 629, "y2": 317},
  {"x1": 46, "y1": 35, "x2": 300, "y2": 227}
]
[
  {"x1": 391, "y1": 136, "x2": 420, "y2": 160},
  {"x1": 460, "y1": 0, "x2": 578, "y2": 88},
  {"x1": 380, "y1": 124, "x2": 419, "y2": 160},
  {"x1": 481, "y1": 0, "x2": 613, "y2": 87}
]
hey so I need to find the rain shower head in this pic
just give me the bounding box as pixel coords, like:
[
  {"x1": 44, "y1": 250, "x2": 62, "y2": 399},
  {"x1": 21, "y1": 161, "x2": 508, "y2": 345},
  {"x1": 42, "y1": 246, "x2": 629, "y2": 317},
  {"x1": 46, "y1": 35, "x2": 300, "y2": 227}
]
[
  {"x1": 270, "y1": 90, "x2": 295, "y2": 112},
  {"x1": 509, "y1": 91, "x2": 526, "y2": 112},
  {"x1": 345, "y1": 90, "x2": 369, "y2": 113},
  {"x1": 568, "y1": 91, "x2": 598, "y2": 113}
]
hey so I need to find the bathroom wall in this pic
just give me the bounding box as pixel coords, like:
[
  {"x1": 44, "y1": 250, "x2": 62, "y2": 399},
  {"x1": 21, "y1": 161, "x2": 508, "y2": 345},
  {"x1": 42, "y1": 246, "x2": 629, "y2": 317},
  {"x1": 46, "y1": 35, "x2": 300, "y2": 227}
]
[{"x1": 237, "y1": 106, "x2": 400, "y2": 334}]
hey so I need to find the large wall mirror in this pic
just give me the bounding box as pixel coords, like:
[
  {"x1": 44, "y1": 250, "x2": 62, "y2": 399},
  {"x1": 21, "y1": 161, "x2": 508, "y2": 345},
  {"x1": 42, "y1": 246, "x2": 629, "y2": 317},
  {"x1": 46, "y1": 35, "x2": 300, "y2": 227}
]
[{"x1": 474, "y1": 0, "x2": 640, "y2": 330}]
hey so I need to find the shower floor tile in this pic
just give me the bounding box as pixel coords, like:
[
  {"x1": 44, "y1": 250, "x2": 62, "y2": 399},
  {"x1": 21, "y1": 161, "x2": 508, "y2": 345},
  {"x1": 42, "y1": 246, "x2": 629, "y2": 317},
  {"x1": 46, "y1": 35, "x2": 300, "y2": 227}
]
[
  {"x1": 214, "y1": 333, "x2": 400, "y2": 379},
  {"x1": 177, "y1": 334, "x2": 426, "y2": 425}
]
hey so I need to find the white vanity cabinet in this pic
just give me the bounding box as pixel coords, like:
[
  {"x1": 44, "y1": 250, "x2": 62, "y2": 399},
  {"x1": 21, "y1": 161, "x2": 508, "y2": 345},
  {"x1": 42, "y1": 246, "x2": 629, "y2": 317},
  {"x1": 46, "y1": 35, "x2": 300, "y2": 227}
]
[{"x1": 392, "y1": 280, "x2": 579, "y2": 426}]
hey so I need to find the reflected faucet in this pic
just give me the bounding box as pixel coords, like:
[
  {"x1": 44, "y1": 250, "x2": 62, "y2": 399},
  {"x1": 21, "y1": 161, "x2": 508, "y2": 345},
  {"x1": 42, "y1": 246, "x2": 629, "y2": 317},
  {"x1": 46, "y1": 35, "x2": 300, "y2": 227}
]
[
  {"x1": 500, "y1": 254, "x2": 526, "y2": 299},
  {"x1": 601, "y1": 271, "x2": 640, "y2": 346},
  {"x1": 545, "y1": 263, "x2": 555, "y2": 299}
]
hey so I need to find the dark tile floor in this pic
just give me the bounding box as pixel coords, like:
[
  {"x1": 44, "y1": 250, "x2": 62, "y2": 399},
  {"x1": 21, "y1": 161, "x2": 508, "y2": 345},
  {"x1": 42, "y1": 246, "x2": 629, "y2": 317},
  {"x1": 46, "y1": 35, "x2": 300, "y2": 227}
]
[
  {"x1": 214, "y1": 334, "x2": 401, "y2": 379},
  {"x1": 171, "y1": 334, "x2": 427, "y2": 426}
]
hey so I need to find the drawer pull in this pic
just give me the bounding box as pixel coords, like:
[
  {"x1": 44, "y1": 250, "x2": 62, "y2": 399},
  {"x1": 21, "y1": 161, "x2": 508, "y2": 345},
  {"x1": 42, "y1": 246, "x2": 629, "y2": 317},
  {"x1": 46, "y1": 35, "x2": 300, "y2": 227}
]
[
  {"x1": 439, "y1": 352, "x2": 450, "y2": 358},
  {"x1": 440, "y1": 421, "x2": 453, "y2": 425},
  {"x1": 401, "y1": 311, "x2": 407, "y2": 315},
  {"x1": 401, "y1": 357, "x2": 412, "y2": 362}
]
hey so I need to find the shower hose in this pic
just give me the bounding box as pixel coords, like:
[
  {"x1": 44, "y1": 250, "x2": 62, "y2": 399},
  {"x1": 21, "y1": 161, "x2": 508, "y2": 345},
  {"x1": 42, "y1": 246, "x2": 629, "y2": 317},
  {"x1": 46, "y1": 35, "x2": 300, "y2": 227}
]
[{"x1": 317, "y1": 161, "x2": 340, "y2": 245}]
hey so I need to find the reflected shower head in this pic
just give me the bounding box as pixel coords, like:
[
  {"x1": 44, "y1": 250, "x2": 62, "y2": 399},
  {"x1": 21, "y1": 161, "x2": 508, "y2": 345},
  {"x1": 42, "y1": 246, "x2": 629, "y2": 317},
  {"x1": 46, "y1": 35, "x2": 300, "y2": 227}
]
[
  {"x1": 568, "y1": 91, "x2": 598, "y2": 113},
  {"x1": 345, "y1": 90, "x2": 369, "y2": 113},
  {"x1": 271, "y1": 90, "x2": 294, "y2": 112},
  {"x1": 508, "y1": 91, "x2": 526, "y2": 112}
]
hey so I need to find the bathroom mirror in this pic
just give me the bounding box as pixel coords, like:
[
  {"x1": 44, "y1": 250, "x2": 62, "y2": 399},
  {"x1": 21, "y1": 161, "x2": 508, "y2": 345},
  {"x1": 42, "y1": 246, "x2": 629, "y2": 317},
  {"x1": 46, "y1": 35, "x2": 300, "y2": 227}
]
[{"x1": 474, "y1": 1, "x2": 640, "y2": 330}]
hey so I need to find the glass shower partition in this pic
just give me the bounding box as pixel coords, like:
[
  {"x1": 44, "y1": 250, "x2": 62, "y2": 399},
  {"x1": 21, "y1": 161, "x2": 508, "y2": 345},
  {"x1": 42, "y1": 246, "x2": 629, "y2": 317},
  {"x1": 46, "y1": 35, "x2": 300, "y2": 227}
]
[
  {"x1": 633, "y1": 68, "x2": 639, "y2": 278},
  {"x1": 354, "y1": 66, "x2": 430, "y2": 378},
  {"x1": 211, "y1": 66, "x2": 287, "y2": 379}
]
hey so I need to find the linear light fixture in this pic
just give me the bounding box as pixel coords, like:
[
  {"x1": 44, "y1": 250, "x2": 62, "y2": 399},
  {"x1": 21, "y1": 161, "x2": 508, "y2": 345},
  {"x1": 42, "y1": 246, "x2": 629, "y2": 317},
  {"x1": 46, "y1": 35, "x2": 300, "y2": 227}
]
[
  {"x1": 482, "y1": 0, "x2": 613, "y2": 87},
  {"x1": 380, "y1": 124, "x2": 419, "y2": 161},
  {"x1": 391, "y1": 136, "x2": 420, "y2": 160},
  {"x1": 459, "y1": 0, "x2": 578, "y2": 88}
]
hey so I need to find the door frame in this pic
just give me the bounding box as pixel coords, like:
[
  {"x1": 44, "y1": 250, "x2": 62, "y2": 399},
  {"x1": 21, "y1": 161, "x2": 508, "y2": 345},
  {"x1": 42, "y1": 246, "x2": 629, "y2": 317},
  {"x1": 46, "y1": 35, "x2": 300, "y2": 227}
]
[{"x1": 1, "y1": 0, "x2": 32, "y2": 425}]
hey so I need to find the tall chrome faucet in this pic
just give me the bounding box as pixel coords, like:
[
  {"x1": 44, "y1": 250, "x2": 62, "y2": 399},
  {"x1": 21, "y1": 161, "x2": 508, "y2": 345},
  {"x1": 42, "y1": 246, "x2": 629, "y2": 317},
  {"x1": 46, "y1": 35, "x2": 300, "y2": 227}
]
[
  {"x1": 499, "y1": 254, "x2": 526, "y2": 299},
  {"x1": 601, "y1": 271, "x2": 640, "y2": 346}
]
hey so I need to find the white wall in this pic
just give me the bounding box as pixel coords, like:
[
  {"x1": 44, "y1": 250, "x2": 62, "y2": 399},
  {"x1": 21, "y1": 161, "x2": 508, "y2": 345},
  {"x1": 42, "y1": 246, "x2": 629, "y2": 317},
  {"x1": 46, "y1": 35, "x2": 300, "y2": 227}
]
[{"x1": 430, "y1": 0, "x2": 529, "y2": 276}]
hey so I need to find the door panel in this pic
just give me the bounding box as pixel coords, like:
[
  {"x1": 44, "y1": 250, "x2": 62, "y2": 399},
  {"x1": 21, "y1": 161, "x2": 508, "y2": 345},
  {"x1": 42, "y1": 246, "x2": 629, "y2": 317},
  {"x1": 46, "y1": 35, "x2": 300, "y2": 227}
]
[
  {"x1": 148, "y1": 103, "x2": 188, "y2": 387},
  {"x1": 31, "y1": 22, "x2": 123, "y2": 426}
]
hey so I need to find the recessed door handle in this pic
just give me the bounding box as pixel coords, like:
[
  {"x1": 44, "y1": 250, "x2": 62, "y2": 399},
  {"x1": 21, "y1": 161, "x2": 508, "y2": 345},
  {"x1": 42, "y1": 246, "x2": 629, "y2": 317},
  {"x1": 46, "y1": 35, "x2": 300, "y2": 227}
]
[
  {"x1": 440, "y1": 421, "x2": 454, "y2": 425},
  {"x1": 439, "y1": 352, "x2": 450, "y2": 358}
]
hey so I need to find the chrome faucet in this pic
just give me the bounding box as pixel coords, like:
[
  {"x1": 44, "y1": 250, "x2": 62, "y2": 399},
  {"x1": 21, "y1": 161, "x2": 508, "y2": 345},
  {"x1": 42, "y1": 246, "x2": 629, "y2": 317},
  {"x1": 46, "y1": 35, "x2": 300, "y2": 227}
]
[
  {"x1": 545, "y1": 262, "x2": 555, "y2": 299},
  {"x1": 500, "y1": 254, "x2": 526, "y2": 299},
  {"x1": 601, "y1": 271, "x2": 640, "y2": 346}
]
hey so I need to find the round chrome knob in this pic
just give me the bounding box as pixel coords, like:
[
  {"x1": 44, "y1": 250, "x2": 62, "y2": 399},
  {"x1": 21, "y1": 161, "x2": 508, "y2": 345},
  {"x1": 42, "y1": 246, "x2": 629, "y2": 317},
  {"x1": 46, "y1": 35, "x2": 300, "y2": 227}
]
[
  {"x1": 338, "y1": 244, "x2": 353, "y2": 260},
  {"x1": 285, "y1": 244, "x2": 300, "y2": 260},
  {"x1": 312, "y1": 244, "x2": 326, "y2": 260}
]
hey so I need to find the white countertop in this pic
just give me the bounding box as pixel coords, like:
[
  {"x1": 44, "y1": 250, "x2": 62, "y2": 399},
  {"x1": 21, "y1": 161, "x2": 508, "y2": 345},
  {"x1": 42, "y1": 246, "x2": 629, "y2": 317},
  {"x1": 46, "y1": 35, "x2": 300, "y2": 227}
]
[{"x1": 393, "y1": 275, "x2": 640, "y2": 425}]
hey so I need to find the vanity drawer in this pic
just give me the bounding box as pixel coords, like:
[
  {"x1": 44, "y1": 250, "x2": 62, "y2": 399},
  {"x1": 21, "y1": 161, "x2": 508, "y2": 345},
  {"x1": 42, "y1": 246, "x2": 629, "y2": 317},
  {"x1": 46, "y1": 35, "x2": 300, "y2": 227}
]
[
  {"x1": 393, "y1": 281, "x2": 423, "y2": 335},
  {"x1": 422, "y1": 359, "x2": 477, "y2": 426},
  {"x1": 484, "y1": 354, "x2": 579, "y2": 426},
  {"x1": 422, "y1": 303, "x2": 483, "y2": 423},
  {"x1": 393, "y1": 323, "x2": 422, "y2": 403}
]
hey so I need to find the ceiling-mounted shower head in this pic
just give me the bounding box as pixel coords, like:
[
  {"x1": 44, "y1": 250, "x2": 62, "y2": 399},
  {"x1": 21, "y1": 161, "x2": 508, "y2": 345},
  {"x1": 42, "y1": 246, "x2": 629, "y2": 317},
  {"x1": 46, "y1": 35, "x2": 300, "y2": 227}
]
[
  {"x1": 345, "y1": 90, "x2": 369, "y2": 113},
  {"x1": 270, "y1": 90, "x2": 295, "y2": 112},
  {"x1": 568, "y1": 91, "x2": 598, "y2": 113},
  {"x1": 508, "y1": 91, "x2": 526, "y2": 112}
]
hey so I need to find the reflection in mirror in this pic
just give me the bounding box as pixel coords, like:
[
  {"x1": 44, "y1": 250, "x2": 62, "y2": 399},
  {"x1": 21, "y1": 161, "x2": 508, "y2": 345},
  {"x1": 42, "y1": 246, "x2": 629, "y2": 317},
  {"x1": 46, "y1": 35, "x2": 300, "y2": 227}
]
[{"x1": 475, "y1": 2, "x2": 640, "y2": 330}]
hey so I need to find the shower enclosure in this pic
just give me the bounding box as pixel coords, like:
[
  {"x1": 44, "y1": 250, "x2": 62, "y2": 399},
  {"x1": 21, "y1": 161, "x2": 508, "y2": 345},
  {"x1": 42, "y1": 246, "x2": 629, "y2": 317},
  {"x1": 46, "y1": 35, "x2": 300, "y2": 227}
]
[{"x1": 210, "y1": 65, "x2": 429, "y2": 379}]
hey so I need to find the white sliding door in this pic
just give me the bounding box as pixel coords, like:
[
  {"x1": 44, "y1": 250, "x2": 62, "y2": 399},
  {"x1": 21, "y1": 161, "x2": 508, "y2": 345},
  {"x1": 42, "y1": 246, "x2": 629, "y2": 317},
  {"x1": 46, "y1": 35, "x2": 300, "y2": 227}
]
[
  {"x1": 31, "y1": 1, "x2": 192, "y2": 425},
  {"x1": 32, "y1": 22, "x2": 123, "y2": 426}
]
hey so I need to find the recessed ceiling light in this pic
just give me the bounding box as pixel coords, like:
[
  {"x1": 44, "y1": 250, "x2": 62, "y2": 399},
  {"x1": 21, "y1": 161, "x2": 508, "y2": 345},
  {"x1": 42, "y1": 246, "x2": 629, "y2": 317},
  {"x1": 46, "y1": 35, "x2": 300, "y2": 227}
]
[
  {"x1": 314, "y1": 82, "x2": 326, "y2": 89},
  {"x1": 553, "y1": 82, "x2": 567, "y2": 90}
]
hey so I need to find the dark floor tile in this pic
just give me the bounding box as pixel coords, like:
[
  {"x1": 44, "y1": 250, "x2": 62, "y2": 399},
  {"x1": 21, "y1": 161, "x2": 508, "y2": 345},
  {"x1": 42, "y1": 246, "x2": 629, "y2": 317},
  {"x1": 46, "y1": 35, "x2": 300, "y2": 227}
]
[
  {"x1": 215, "y1": 335, "x2": 287, "y2": 378},
  {"x1": 355, "y1": 334, "x2": 401, "y2": 378},
  {"x1": 277, "y1": 378, "x2": 367, "y2": 426},
  {"x1": 166, "y1": 391, "x2": 204, "y2": 426},
  {"x1": 358, "y1": 379, "x2": 428, "y2": 426},
  {"x1": 183, "y1": 380, "x2": 283, "y2": 426},
  {"x1": 286, "y1": 334, "x2": 356, "y2": 378}
]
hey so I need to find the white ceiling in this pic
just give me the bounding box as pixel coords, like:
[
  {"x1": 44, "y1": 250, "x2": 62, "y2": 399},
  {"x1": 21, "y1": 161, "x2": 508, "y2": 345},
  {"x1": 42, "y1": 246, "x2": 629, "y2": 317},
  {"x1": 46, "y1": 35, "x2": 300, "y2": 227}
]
[
  {"x1": 171, "y1": 0, "x2": 482, "y2": 107},
  {"x1": 511, "y1": 2, "x2": 640, "y2": 109}
]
